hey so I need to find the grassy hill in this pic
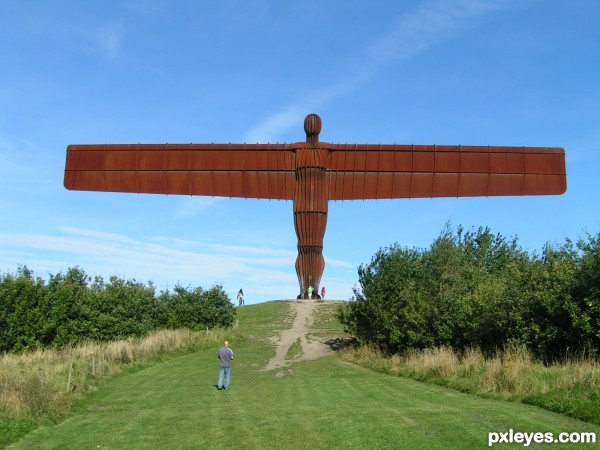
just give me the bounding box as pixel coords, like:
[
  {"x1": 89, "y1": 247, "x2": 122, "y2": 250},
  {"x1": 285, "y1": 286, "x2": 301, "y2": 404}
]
[{"x1": 5, "y1": 301, "x2": 599, "y2": 449}]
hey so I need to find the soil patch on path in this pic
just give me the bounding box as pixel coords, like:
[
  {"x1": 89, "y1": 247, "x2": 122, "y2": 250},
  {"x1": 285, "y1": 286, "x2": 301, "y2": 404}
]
[{"x1": 264, "y1": 300, "x2": 334, "y2": 371}]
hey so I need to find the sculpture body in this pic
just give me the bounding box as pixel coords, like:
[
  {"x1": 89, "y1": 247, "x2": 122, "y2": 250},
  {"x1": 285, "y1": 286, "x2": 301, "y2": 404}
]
[
  {"x1": 294, "y1": 114, "x2": 328, "y2": 291},
  {"x1": 64, "y1": 114, "x2": 567, "y2": 295}
]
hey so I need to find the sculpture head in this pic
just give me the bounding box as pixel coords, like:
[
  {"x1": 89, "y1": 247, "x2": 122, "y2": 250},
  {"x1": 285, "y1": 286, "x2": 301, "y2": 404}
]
[{"x1": 304, "y1": 114, "x2": 322, "y2": 145}]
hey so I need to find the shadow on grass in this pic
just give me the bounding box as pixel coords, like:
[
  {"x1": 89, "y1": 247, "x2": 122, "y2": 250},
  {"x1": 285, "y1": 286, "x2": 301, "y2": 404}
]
[{"x1": 325, "y1": 337, "x2": 357, "y2": 351}]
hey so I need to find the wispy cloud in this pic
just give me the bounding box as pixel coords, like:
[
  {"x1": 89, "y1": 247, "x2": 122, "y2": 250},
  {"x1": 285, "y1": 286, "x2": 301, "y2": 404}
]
[
  {"x1": 0, "y1": 226, "x2": 359, "y2": 300},
  {"x1": 244, "y1": 0, "x2": 512, "y2": 143},
  {"x1": 242, "y1": 75, "x2": 368, "y2": 143},
  {"x1": 0, "y1": 227, "x2": 297, "y2": 299},
  {"x1": 85, "y1": 22, "x2": 125, "y2": 60},
  {"x1": 324, "y1": 255, "x2": 355, "y2": 269},
  {"x1": 173, "y1": 197, "x2": 224, "y2": 220},
  {"x1": 362, "y1": 0, "x2": 508, "y2": 65}
]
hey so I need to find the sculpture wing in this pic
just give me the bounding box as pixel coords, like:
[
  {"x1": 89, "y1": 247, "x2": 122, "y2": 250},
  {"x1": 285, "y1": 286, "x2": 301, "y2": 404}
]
[
  {"x1": 327, "y1": 144, "x2": 566, "y2": 200},
  {"x1": 64, "y1": 144, "x2": 296, "y2": 200}
]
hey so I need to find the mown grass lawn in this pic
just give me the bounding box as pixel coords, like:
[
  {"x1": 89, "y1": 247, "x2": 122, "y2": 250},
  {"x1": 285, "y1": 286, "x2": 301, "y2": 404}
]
[{"x1": 8, "y1": 302, "x2": 600, "y2": 449}]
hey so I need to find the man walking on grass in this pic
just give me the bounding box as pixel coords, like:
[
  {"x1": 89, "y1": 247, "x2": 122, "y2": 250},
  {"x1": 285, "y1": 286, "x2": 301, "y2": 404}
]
[{"x1": 217, "y1": 341, "x2": 234, "y2": 390}]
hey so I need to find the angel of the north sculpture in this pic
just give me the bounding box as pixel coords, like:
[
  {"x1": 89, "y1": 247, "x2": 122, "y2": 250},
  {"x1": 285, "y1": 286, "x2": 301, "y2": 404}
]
[{"x1": 64, "y1": 113, "x2": 566, "y2": 296}]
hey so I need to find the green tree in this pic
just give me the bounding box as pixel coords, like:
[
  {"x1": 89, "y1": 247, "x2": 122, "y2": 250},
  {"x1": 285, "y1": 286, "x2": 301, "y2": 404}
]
[
  {"x1": 157, "y1": 284, "x2": 235, "y2": 330},
  {"x1": 339, "y1": 224, "x2": 600, "y2": 361},
  {"x1": 0, "y1": 266, "x2": 46, "y2": 352},
  {"x1": 517, "y1": 241, "x2": 581, "y2": 359},
  {"x1": 340, "y1": 244, "x2": 432, "y2": 353},
  {"x1": 42, "y1": 267, "x2": 94, "y2": 348},
  {"x1": 89, "y1": 275, "x2": 157, "y2": 340},
  {"x1": 572, "y1": 232, "x2": 600, "y2": 355}
]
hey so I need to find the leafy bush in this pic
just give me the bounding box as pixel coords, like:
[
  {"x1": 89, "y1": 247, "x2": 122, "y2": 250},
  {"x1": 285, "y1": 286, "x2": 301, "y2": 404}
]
[
  {"x1": 0, "y1": 267, "x2": 236, "y2": 352},
  {"x1": 339, "y1": 224, "x2": 600, "y2": 361},
  {"x1": 157, "y1": 285, "x2": 235, "y2": 331}
]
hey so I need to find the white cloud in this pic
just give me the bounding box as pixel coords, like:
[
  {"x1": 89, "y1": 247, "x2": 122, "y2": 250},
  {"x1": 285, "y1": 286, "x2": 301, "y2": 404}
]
[
  {"x1": 0, "y1": 225, "x2": 359, "y2": 301},
  {"x1": 173, "y1": 197, "x2": 223, "y2": 220},
  {"x1": 56, "y1": 226, "x2": 139, "y2": 245},
  {"x1": 362, "y1": 0, "x2": 505, "y2": 64},
  {"x1": 243, "y1": 0, "x2": 512, "y2": 143},
  {"x1": 324, "y1": 255, "x2": 355, "y2": 269},
  {"x1": 85, "y1": 22, "x2": 125, "y2": 60},
  {"x1": 0, "y1": 226, "x2": 299, "y2": 301},
  {"x1": 243, "y1": 105, "x2": 309, "y2": 143}
]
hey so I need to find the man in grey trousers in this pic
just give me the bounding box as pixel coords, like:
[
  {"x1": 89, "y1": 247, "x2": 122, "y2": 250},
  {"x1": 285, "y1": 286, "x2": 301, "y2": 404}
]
[{"x1": 217, "y1": 341, "x2": 234, "y2": 390}]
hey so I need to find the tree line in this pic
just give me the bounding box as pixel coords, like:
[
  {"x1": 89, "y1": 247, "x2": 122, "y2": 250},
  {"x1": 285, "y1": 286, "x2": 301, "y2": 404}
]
[
  {"x1": 0, "y1": 266, "x2": 236, "y2": 353},
  {"x1": 339, "y1": 224, "x2": 599, "y2": 361}
]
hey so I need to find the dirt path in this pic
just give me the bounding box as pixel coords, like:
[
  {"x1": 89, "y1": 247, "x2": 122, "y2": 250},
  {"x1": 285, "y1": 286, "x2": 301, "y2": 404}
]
[{"x1": 264, "y1": 300, "x2": 333, "y2": 371}]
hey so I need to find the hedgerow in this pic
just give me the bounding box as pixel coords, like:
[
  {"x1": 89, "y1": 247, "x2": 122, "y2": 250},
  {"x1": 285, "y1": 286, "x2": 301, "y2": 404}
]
[
  {"x1": 339, "y1": 224, "x2": 599, "y2": 362},
  {"x1": 0, "y1": 267, "x2": 235, "y2": 352}
]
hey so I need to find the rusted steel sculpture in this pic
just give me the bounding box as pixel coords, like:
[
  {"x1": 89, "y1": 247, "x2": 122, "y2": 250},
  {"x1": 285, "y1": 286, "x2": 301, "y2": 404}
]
[{"x1": 64, "y1": 114, "x2": 567, "y2": 295}]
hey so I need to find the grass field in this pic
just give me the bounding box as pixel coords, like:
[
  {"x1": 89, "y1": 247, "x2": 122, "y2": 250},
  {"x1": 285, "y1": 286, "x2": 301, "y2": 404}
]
[{"x1": 5, "y1": 301, "x2": 600, "y2": 449}]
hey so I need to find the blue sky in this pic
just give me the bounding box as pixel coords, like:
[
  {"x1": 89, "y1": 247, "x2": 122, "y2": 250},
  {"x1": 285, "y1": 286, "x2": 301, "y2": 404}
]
[{"x1": 1, "y1": 0, "x2": 598, "y2": 304}]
